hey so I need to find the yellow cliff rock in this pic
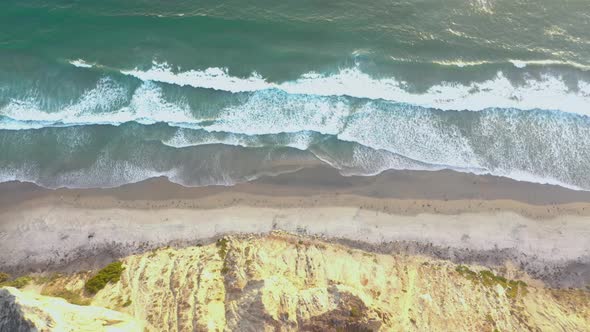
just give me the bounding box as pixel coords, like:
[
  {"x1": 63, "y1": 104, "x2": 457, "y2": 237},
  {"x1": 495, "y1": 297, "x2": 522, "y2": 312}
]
[
  {"x1": 0, "y1": 287, "x2": 144, "y2": 331},
  {"x1": 3, "y1": 232, "x2": 589, "y2": 331}
]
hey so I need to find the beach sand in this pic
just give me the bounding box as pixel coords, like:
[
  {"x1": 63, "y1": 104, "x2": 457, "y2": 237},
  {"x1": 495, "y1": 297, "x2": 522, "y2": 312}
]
[{"x1": 1, "y1": 168, "x2": 589, "y2": 288}]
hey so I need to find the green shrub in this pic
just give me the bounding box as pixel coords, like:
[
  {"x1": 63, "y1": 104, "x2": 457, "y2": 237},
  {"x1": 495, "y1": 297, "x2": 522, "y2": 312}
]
[
  {"x1": 1, "y1": 276, "x2": 32, "y2": 289},
  {"x1": 455, "y1": 266, "x2": 527, "y2": 299},
  {"x1": 479, "y1": 270, "x2": 499, "y2": 287},
  {"x1": 216, "y1": 238, "x2": 229, "y2": 258},
  {"x1": 455, "y1": 265, "x2": 477, "y2": 281},
  {"x1": 122, "y1": 299, "x2": 132, "y2": 307},
  {"x1": 505, "y1": 280, "x2": 528, "y2": 298},
  {"x1": 84, "y1": 261, "x2": 125, "y2": 294},
  {"x1": 0, "y1": 272, "x2": 10, "y2": 283},
  {"x1": 47, "y1": 289, "x2": 90, "y2": 306},
  {"x1": 216, "y1": 238, "x2": 232, "y2": 274}
]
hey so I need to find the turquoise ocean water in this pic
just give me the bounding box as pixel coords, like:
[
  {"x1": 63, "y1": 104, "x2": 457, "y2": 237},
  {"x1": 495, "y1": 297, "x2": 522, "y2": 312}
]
[{"x1": 1, "y1": 0, "x2": 590, "y2": 189}]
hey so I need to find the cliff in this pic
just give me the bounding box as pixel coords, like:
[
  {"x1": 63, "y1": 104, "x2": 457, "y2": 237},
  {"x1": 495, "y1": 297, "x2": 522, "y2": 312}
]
[
  {"x1": 1, "y1": 232, "x2": 588, "y2": 331},
  {"x1": 0, "y1": 287, "x2": 143, "y2": 331}
]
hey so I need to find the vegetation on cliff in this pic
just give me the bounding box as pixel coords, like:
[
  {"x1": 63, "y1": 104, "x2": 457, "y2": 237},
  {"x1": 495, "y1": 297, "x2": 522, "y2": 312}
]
[
  {"x1": 0, "y1": 276, "x2": 32, "y2": 289},
  {"x1": 456, "y1": 265, "x2": 528, "y2": 299},
  {"x1": 84, "y1": 261, "x2": 125, "y2": 294},
  {"x1": 44, "y1": 289, "x2": 91, "y2": 306}
]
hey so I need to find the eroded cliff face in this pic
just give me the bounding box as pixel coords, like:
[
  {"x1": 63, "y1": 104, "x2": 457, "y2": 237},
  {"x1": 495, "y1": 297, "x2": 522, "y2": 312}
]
[
  {"x1": 0, "y1": 287, "x2": 143, "y2": 332},
  {"x1": 3, "y1": 232, "x2": 589, "y2": 331}
]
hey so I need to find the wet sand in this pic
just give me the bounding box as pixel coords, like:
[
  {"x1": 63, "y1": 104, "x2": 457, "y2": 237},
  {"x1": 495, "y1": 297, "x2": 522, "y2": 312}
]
[
  {"x1": 1, "y1": 168, "x2": 589, "y2": 287},
  {"x1": 3, "y1": 168, "x2": 590, "y2": 217}
]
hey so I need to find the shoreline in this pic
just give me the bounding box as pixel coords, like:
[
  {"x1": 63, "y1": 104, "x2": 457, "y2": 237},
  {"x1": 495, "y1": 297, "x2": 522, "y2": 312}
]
[
  {"x1": 3, "y1": 168, "x2": 590, "y2": 218},
  {"x1": 1, "y1": 168, "x2": 590, "y2": 288}
]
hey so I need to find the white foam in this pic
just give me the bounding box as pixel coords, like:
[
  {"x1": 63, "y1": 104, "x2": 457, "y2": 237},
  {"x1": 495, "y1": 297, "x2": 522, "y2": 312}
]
[
  {"x1": 470, "y1": 0, "x2": 495, "y2": 14},
  {"x1": 391, "y1": 56, "x2": 590, "y2": 71},
  {"x1": 486, "y1": 169, "x2": 584, "y2": 191},
  {"x1": 205, "y1": 90, "x2": 350, "y2": 136},
  {"x1": 508, "y1": 59, "x2": 590, "y2": 70},
  {"x1": 510, "y1": 60, "x2": 528, "y2": 69},
  {"x1": 112, "y1": 61, "x2": 590, "y2": 116},
  {"x1": 282, "y1": 69, "x2": 590, "y2": 116},
  {"x1": 311, "y1": 144, "x2": 440, "y2": 177},
  {"x1": 4, "y1": 66, "x2": 590, "y2": 190},
  {"x1": 0, "y1": 78, "x2": 195, "y2": 129},
  {"x1": 121, "y1": 61, "x2": 271, "y2": 93},
  {"x1": 162, "y1": 129, "x2": 316, "y2": 152},
  {"x1": 338, "y1": 102, "x2": 480, "y2": 169},
  {"x1": 431, "y1": 59, "x2": 493, "y2": 68},
  {"x1": 0, "y1": 118, "x2": 49, "y2": 130},
  {"x1": 285, "y1": 132, "x2": 316, "y2": 150},
  {"x1": 69, "y1": 59, "x2": 93, "y2": 68},
  {"x1": 162, "y1": 130, "x2": 257, "y2": 149},
  {"x1": 0, "y1": 164, "x2": 39, "y2": 184},
  {"x1": 52, "y1": 153, "x2": 178, "y2": 188},
  {"x1": 472, "y1": 109, "x2": 590, "y2": 191}
]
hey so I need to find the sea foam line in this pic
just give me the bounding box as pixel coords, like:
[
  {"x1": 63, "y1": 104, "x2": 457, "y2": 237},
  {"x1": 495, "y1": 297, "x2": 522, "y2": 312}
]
[
  {"x1": 390, "y1": 56, "x2": 590, "y2": 71},
  {"x1": 71, "y1": 60, "x2": 590, "y2": 116},
  {"x1": 69, "y1": 59, "x2": 94, "y2": 68}
]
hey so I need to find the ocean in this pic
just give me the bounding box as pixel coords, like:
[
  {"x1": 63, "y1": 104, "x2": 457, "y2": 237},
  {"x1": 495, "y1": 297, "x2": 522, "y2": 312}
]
[{"x1": 1, "y1": 0, "x2": 590, "y2": 189}]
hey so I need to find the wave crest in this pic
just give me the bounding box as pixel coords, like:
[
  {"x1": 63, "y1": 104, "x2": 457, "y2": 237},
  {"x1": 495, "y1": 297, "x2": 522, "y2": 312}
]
[{"x1": 71, "y1": 60, "x2": 590, "y2": 116}]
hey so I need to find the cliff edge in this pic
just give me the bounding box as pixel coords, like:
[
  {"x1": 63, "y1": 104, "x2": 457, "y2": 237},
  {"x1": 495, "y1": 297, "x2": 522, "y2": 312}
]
[{"x1": 1, "y1": 232, "x2": 588, "y2": 331}]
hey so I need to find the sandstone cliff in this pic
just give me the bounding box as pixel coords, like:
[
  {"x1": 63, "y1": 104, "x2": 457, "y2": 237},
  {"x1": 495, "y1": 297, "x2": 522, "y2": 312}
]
[
  {"x1": 0, "y1": 287, "x2": 143, "y2": 331},
  {"x1": 2, "y1": 232, "x2": 589, "y2": 331}
]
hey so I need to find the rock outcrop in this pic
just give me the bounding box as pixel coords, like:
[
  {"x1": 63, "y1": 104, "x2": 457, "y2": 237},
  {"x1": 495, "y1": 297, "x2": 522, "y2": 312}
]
[
  {"x1": 0, "y1": 287, "x2": 144, "y2": 331},
  {"x1": 2, "y1": 232, "x2": 589, "y2": 331}
]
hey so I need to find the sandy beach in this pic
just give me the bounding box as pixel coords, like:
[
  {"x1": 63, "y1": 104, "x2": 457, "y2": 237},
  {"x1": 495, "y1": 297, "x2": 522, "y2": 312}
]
[{"x1": 1, "y1": 168, "x2": 590, "y2": 288}]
